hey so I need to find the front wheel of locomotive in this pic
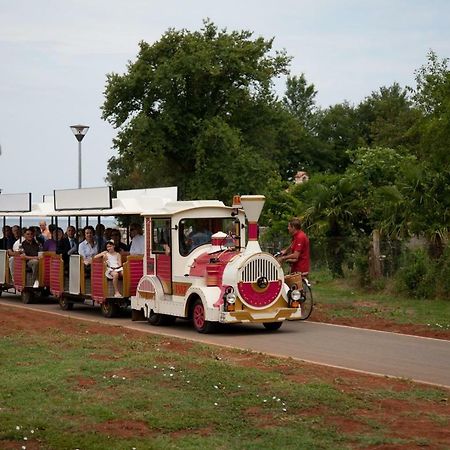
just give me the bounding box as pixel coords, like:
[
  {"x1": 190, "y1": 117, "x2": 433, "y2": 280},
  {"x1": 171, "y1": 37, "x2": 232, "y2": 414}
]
[
  {"x1": 192, "y1": 299, "x2": 216, "y2": 334},
  {"x1": 262, "y1": 322, "x2": 283, "y2": 331}
]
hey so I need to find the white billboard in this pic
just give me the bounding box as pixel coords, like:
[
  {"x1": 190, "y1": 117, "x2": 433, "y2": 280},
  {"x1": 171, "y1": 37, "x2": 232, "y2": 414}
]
[
  {"x1": 0, "y1": 193, "x2": 32, "y2": 212},
  {"x1": 54, "y1": 187, "x2": 112, "y2": 211}
]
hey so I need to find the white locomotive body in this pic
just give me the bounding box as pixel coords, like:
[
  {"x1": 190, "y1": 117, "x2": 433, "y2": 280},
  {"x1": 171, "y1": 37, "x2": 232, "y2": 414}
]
[{"x1": 132, "y1": 195, "x2": 302, "y2": 332}]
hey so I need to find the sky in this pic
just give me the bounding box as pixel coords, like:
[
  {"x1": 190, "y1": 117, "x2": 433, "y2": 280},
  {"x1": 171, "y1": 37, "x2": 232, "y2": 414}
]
[{"x1": 0, "y1": 0, "x2": 449, "y2": 202}]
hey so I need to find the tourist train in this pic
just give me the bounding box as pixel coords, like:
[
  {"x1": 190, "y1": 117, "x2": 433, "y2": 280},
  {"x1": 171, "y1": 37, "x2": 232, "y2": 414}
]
[{"x1": 0, "y1": 187, "x2": 304, "y2": 332}]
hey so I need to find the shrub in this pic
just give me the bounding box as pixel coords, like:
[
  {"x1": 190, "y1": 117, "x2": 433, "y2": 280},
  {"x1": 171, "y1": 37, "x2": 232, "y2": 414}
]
[
  {"x1": 395, "y1": 249, "x2": 434, "y2": 298},
  {"x1": 434, "y1": 247, "x2": 450, "y2": 300}
]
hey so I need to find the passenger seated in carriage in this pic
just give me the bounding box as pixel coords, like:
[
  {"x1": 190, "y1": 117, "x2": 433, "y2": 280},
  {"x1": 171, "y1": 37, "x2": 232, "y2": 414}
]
[
  {"x1": 0, "y1": 225, "x2": 14, "y2": 250},
  {"x1": 21, "y1": 228, "x2": 41, "y2": 288},
  {"x1": 95, "y1": 223, "x2": 106, "y2": 252},
  {"x1": 78, "y1": 225, "x2": 98, "y2": 272},
  {"x1": 104, "y1": 227, "x2": 113, "y2": 242},
  {"x1": 57, "y1": 225, "x2": 78, "y2": 269},
  {"x1": 94, "y1": 240, "x2": 123, "y2": 297},
  {"x1": 129, "y1": 223, "x2": 144, "y2": 255},
  {"x1": 7, "y1": 225, "x2": 24, "y2": 281},
  {"x1": 39, "y1": 220, "x2": 51, "y2": 241},
  {"x1": 43, "y1": 227, "x2": 64, "y2": 252},
  {"x1": 110, "y1": 229, "x2": 128, "y2": 253}
]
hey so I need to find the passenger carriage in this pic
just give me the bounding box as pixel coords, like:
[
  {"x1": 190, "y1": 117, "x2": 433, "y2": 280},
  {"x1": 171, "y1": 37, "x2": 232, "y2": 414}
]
[
  {"x1": 0, "y1": 193, "x2": 55, "y2": 303},
  {"x1": 0, "y1": 187, "x2": 177, "y2": 311},
  {"x1": 49, "y1": 186, "x2": 177, "y2": 317}
]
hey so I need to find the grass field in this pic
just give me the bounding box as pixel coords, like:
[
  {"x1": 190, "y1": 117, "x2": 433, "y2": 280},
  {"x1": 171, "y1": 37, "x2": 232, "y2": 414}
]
[
  {"x1": 311, "y1": 271, "x2": 450, "y2": 336},
  {"x1": 0, "y1": 306, "x2": 449, "y2": 450}
]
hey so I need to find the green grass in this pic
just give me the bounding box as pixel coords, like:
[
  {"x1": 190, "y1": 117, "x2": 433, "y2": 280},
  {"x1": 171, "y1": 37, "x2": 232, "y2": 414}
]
[
  {"x1": 311, "y1": 270, "x2": 450, "y2": 331},
  {"x1": 0, "y1": 317, "x2": 448, "y2": 450}
]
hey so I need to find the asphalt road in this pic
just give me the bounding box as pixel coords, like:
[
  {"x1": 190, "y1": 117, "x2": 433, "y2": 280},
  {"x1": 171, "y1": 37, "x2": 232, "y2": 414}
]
[{"x1": 1, "y1": 293, "x2": 449, "y2": 388}]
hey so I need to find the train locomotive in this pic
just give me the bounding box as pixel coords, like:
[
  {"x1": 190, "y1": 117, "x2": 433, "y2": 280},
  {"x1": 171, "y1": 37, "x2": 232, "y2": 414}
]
[{"x1": 132, "y1": 194, "x2": 303, "y2": 332}]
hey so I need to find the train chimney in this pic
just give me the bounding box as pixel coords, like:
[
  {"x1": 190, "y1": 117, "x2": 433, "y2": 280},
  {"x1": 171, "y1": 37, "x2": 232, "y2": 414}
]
[{"x1": 240, "y1": 195, "x2": 265, "y2": 254}]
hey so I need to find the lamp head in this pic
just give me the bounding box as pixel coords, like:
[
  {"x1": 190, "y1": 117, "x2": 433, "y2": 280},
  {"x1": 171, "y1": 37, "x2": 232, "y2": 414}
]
[{"x1": 70, "y1": 125, "x2": 89, "y2": 142}]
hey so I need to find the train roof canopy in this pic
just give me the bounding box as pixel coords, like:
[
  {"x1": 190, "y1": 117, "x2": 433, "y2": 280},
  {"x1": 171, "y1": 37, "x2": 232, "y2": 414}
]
[
  {"x1": 141, "y1": 200, "x2": 231, "y2": 217},
  {"x1": 1, "y1": 186, "x2": 178, "y2": 217},
  {"x1": 0, "y1": 193, "x2": 32, "y2": 213}
]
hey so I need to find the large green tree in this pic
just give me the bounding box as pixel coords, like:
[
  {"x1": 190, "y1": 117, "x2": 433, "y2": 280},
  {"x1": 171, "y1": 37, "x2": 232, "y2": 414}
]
[
  {"x1": 409, "y1": 51, "x2": 450, "y2": 255},
  {"x1": 282, "y1": 73, "x2": 317, "y2": 130},
  {"x1": 357, "y1": 83, "x2": 421, "y2": 149},
  {"x1": 282, "y1": 146, "x2": 418, "y2": 277},
  {"x1": 313, "y1": 102, "x2": 362, "y2": 172},
  {"x1": 102, "y1": 21, "x2": 294, "y2": 201},
  {"x1": 280, "y1": 74, "x2": 338, "y2": 176}
]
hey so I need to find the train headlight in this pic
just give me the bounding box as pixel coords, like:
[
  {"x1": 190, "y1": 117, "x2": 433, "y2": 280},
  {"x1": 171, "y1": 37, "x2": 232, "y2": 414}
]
[
  {"x1": 226, "y1": 292, "x2": 236, "y2": 304},
  {"x1": 290, "y1": 289, "x2": 302, "y2": 302},
  {"x1": 257, "y1": 276, "x2": 269, "y2": 289}
]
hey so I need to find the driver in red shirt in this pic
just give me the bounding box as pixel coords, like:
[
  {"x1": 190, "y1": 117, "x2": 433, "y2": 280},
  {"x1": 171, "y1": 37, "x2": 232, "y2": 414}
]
[{"x1": 277, "y1": 218, "x2": 310, "y2": 275}]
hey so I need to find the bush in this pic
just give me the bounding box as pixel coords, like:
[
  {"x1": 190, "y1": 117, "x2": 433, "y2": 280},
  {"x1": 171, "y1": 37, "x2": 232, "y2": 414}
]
[
  {"x1": 354, "y1": 251, "x2": 370, "y2": 286},
  {"x1": 395, "y1": 249, "x2": 435, "y2": 299},
  {"x1": 434, "y1": 247, "x2": 450, "y2": 300}
]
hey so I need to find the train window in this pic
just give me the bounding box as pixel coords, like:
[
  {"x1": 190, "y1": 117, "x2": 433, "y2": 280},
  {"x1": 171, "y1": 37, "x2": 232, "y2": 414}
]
[
  {"x1": 178, "y1": 217, "x2": 238, "y2": 256},
  {"x1": 152, "y1": 218, "x2": 171, "y2": 254}
]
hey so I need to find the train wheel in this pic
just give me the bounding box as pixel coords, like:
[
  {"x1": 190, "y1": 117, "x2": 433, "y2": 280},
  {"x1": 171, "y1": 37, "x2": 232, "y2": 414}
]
[
  {"x1": 59, "y1": 295, "x2": 74, "y2": 311},
  {"x1": 21, "y1": 290, "x2": 34, "y2": 304},
  {"x1": 148, "y1": 310, "x2": 164, "y2": 325},
  {"x1": 148, "y1": 311, "x2": 176, "y2": 326},
  {"x1": 263, "y1": 321, "x2": 283, "y2": 331},
  {"x1": 40, "y1": 287, "x2": 51, "y2": 298},
  {"x1": 192, "y1": 299, "x2": 215, "y2": 333},
  {"x1": 101, "y1": 301, "x2": 119, "y2": 318}
]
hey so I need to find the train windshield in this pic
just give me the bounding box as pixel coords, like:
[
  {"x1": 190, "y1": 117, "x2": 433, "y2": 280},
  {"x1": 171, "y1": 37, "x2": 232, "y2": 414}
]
[{"x1": 178, "y1": 217, "x2": 238, "y2": 256}]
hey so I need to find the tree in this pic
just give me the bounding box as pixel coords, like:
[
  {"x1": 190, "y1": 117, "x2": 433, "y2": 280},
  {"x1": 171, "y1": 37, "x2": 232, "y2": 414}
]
[
  {"x1": 102, "y1": 20, "x2": 292, "y2": 201},
  {"x1": 344, "y1": 147, "x2": 418, "y2": 278},
  {"x1": 294, "y1": 173, "x2": 358, "y2": 277},
  {"x1": 409, "y1": 51, "x2": 450, "y2": 255},
  {"x1": 412, "y1": 50, "x2": 450, "y2": 116},
  {"x1": 289, "y1": 147, "x2": 418, "y2": 278},
  {"x1": 282, "y1": 73, "x2": 317, "y2": 130},
  {"x1": 357, "y1": 83, "x2": 421, "y2": 149},
  {"x1": 314, "y1": 102, "x2": 361, "y2": 172}
]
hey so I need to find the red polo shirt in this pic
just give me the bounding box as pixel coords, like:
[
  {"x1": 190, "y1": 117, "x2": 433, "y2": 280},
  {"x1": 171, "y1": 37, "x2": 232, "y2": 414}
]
[{"x1": 289, "y1": 230, "x2": 310, "y2": 274}]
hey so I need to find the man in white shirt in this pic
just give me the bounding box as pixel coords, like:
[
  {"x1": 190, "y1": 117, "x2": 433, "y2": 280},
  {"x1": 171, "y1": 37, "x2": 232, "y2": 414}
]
[
  {"x1": 129, "y1": 223, "x2": 145, "y2": 255},
  {"x1": 78, "y1": 226, "x2": 98, "y2": 266}
]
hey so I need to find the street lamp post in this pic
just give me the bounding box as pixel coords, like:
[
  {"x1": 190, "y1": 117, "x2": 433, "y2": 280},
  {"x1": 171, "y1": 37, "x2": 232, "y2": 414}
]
[{"x1": 70, "y1": 125, "x2": 89, "y2": 189}]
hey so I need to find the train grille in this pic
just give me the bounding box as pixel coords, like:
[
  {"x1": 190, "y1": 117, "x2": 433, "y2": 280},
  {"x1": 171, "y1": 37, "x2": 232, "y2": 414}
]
[{"x1": 240, "y1": 257, "x2": 281, "y2": 283}]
